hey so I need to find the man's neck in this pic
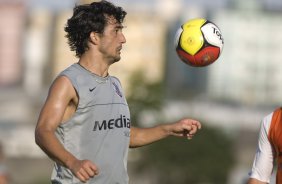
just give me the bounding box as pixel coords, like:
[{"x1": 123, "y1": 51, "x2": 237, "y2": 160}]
[{"x1": 78, "y1": 54, "x2": 110, "y2": 77}]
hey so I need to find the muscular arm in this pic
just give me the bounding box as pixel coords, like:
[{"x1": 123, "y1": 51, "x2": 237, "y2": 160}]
[
  {"x1": 130, "y1": 119, "x2": 201, "y2": 148},
  {"x1": 35, "y1": 76, "x2": 77, "y2": 168},
  {"x1": 35, "y1": 76, "x2": 98, "y2": 182}
]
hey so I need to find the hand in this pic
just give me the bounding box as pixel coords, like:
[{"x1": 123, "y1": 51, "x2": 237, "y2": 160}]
[
  {"x1": 169, "y1": 119, "x2": 201, "y2": 139},
  {"x1": 69, "y1": 159, "x2": 99, "y2": 183}
]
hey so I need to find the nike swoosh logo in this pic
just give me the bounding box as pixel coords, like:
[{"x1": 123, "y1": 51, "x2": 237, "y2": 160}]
[{"x1": 89, "y1": 87, "x2": 96, "y2": 92}]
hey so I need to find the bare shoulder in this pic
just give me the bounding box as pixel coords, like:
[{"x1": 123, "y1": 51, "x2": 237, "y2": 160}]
[
  {"x1": 36, "y1": 75, "x2": 77, "y2": 128},
  {"x1": 49, "y1": 76, "x2": 76, "y2": 100},
  {"x1": 40, "y1": 75, "x2": 79, "y2": 113},
  {"x1": 50, "y1": 75, "x2": 74, "y2": 92}
]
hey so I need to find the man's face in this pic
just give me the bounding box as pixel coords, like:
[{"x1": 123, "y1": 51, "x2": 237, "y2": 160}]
[{"x1": 97, "y1": 17, "x2": 126, "y2": 64}]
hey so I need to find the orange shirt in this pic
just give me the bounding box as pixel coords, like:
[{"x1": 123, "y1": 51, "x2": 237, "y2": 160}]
[{"x1": 268, "y1": 107, "x2": 282, "y2": 184}]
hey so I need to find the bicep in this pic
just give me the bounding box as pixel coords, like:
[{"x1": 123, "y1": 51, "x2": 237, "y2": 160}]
[{"x1": 36, "y1": 76, "x2": 76, "y2": 131}]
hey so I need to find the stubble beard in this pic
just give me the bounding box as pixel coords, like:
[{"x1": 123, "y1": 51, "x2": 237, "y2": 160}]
[{"x1": 109, "y1": 55, "x2": 121, "y2": 65}]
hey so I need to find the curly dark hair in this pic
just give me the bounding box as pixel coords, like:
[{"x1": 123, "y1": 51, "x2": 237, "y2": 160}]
[{"x1": 64, "y1": 0, "x2": 127, "y2": 57}]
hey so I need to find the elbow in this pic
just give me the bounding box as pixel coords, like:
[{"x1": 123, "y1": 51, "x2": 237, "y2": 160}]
[
  {"x1": 129, "y1": 138, "x2": 144, "y2": 148},
  {"x1": 34, "y1": 127, "x2": 42, "y2": 146},
  {"x1": 129, "y1": 138, "x2": 138, "y2": 148},
  {"x1": 129, "y1": 127, "x2": 142, "y2": 148},
  {"x1": 34, "y1": 126, "x2": 49, "y2": 147},
  {"x1": 129, "y1": 144, "x2": 139, "y2": 149}
]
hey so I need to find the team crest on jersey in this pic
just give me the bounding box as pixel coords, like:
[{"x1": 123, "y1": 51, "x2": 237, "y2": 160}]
[{"x1": 112, "y1": 82, "x2": 123, "y2": 97}]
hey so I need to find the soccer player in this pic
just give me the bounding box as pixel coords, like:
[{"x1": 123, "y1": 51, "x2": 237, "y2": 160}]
[
  {"x1": 34, "y1": 1, "x2": 201, "y2": 184},
  {"x1": 247, "y1": 107, "x2": 282, "y2": 184}
]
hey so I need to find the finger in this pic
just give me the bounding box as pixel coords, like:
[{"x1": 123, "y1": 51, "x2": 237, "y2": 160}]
[
  {"x1": 89, "y1": 163, "x2": 99, "y2": 175},
  {"x1": 76, "y1": 172, "x2": 87, "y2": 183},
  {"x1": 187, "y1": 134, "x2": 193, "y2": 140},
  {"x1": 85, "y1": 163, "x2": 99, "y2": 177},
  {"x1": 188, "y1": 125, "x2": 198, "y2": 135},
  {"x1": 182, "y1": 124, "x2": 192, "y2": 131},
  {"x1": 79, "y1": 169, "x2": 90, "y2": 181},
  {"x1": 192, "y1": 121, "x2": 201, "y2": 129},
  {"x1": 85, "y1": 166, "x2": 95, "y2": 177},
  {"x1": 82, "y1": 160, "x2": 99, "y2": 176}
]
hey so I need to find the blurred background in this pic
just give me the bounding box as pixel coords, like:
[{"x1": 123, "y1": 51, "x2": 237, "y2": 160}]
[{"x1": 0, "y1": 0, "x2": 281, "y2": 183}]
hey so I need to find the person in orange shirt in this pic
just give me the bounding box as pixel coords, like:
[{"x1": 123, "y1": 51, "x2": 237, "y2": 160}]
[{"x1": 248, "y1": 107, "x2": 282, "y2": 184}]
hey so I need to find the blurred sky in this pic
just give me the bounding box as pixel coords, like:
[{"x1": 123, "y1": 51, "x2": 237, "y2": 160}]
[
  {"x1": 28, "y1": 0, "x2": 76, "y2": 10},
  {"x1": 27, "y1": 0, "x2": 282, "y2": 11},
  {"x1": 27, "y1": 0, "x2": 227, "y2": 10}
]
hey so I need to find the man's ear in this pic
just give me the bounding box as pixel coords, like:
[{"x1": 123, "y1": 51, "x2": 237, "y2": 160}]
[{"x1": 89, "y1": 32, "x2": 99, "y2": 45}]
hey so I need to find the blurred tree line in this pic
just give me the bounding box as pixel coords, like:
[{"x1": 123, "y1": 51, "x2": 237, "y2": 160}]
[{"x1": 127, "y1": 70, "x2": 235, "y2": 184}]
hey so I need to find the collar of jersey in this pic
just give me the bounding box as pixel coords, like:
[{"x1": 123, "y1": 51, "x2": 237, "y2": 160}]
[{"x1": 75, "y1": 63, "x2": 110, "y2": 83}]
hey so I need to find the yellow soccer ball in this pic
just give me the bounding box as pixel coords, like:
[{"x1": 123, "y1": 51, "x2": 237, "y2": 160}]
[{"x1": 175, "y1": 18, "x2": 224, "y2": 67}]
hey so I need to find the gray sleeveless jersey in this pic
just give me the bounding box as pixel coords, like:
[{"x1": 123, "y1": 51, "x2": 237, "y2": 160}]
[{"x1": 51, "y1": 63, "x2": 131, "y2": 184}]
